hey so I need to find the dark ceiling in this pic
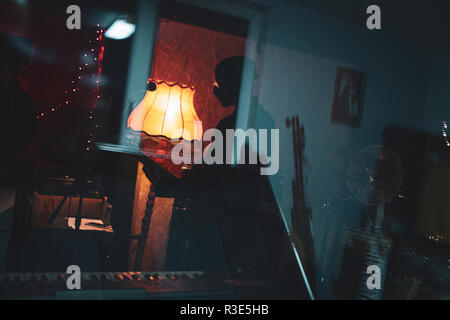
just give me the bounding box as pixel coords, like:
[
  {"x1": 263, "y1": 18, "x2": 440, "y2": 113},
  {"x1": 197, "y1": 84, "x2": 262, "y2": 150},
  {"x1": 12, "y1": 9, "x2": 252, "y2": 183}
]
[
  {"x1": 3, "y1": 0, "x2": 450, "y2": 46},
  {"x1": 289, "y1": 0, "x2": 450, "y2": 46},
  {"x1": 1, "y1": 0, "x2": 137, "y2": 28}
]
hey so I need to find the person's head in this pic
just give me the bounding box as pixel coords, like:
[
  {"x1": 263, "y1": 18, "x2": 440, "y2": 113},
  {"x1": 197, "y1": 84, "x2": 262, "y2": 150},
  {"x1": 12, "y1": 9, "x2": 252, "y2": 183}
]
[
  {"x1": 213, "y1": 56, "x2": 256, "y2": 108},
  {"x1": 0, "y1": 62, "x2": 19, "y2": 90}
]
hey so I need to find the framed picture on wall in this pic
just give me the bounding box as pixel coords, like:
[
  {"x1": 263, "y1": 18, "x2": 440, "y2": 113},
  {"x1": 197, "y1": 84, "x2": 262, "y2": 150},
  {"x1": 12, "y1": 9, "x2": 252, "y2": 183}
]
[{"x1": 331, "y1": 67, "x2": 366, "y2": 127}]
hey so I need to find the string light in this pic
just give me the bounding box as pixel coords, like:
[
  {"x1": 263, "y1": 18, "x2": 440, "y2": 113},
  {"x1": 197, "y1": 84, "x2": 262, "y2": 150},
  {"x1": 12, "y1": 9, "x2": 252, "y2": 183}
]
[
  {"x1": 36, "y1": 25, "x2": 105, "y2": 154},
  {"x1": 86, "y1": 26, "x2": 104, "y2": 152},
  {"x1": 443, "y1": 121, "x2": 450, "y2": 148},
  {"x1": 36, "y1": 25, "x2": 104, "y2": 120}
]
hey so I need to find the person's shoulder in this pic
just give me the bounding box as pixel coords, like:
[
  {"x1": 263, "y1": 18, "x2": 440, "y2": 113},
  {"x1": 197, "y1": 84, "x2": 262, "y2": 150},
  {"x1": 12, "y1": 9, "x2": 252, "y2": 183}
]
[{"x1": 216, "y1": 114, "x2": 236, "y2": 131}]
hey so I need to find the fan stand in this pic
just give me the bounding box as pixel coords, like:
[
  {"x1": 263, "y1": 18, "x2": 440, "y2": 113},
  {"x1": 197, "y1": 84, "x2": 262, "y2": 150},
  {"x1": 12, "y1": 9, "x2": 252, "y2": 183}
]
[{"x1": 375, "y1": 202, "x2": 385, "y2": 229}]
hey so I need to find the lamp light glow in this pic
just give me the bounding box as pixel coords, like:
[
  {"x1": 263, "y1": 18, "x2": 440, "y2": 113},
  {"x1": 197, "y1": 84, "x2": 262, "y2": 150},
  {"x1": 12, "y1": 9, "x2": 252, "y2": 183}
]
[
  {"x1": 127, "y1": 80, "x2": 202, "y2": 141},
  {"x1": 105, "y1": 19, "x2": 136, "y2": 40}
]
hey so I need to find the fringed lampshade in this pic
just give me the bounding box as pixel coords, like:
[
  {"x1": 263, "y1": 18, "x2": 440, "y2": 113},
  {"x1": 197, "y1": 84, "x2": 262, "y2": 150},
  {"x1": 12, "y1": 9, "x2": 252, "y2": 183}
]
[{"x1": 127, "y1": 80, "x2": 202, "y2": 141}]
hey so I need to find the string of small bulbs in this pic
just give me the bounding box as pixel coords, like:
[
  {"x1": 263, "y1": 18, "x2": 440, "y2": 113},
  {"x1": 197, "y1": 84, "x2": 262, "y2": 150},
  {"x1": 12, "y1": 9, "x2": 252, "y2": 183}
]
[
  {"x1": 86, "y1": 25, "x2": 105, "y2": 151},
  {"x1": 35, "y1": 24, "x2": 105, "y2": 152},
  {"x1": 443, "y1": 121, "x2": 449, "y2": 148}
]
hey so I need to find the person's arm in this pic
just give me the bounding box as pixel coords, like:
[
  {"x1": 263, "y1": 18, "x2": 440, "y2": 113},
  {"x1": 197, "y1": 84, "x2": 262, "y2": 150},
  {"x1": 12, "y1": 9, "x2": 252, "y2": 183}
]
[{"x1": 21, "y1": 94, "x2": 36, "y2": 158}]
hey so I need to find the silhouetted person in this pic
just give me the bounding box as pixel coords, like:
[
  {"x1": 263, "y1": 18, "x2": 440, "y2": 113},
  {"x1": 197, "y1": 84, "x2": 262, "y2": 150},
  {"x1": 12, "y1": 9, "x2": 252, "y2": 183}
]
[
  {"x1": 213, "y1": 56, "x2": 275, "y2": 166},
  {"x1": 165, "y1": 56, "x2": 278, "y2": 277},
  {"x1": 0, "y1": 61, "x2": 35, "y2": 156}
]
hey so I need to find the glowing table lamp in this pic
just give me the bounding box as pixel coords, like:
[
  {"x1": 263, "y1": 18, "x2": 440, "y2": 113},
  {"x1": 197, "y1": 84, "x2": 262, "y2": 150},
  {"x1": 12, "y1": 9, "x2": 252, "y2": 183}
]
[
  {"x1": 127, "y1": 79, "x2": 203, "y2": 180},
  {"x1": 127, "y1": 79, "x2": 202, "y2": 141}
]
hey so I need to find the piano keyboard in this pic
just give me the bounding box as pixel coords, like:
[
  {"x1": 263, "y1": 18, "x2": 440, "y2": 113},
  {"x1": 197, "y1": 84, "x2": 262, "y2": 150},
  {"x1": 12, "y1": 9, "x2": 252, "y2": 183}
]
[
  {"x1": 0, "y1": 271, "x2": 204, "y2": 283},
  {"x1": 0, "y1": 271, "x2": 268, "y2": 299}
]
